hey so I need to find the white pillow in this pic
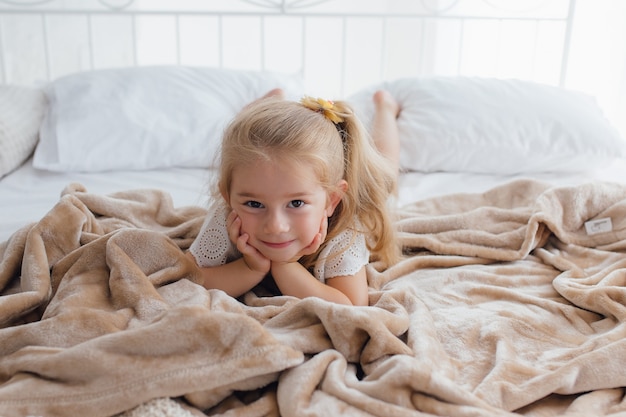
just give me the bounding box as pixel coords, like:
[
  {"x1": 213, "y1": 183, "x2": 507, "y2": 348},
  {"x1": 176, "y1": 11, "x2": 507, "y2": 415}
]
[
  {"x1": 34, "y1": 66, "x2": 304, "y2": 172},
  {"x1": 348, "y1": 77, "x2": 626, "y2": 174},
  {"x1": 0, "y1": 85, "x2": 46, "y2": 178}
]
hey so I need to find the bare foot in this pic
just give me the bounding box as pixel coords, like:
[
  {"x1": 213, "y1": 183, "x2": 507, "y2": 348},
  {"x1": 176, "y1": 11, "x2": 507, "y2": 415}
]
[
  {"x1": 371, "y1": 90, "x2": 401, "y2": 181},
  {"x1": 243, "y1": 88, "x2": 285, "y2": 111},
  {"x1": 261, "y1": 88, "x2": 285, "y2": 100},
  {"x1": 373, "y1": 90, "x2": 400, "y2": 119}
]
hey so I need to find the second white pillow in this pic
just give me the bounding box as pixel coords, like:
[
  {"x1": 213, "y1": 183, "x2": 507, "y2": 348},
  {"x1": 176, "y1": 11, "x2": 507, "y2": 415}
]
[{"x1": 349, "y1": 77, "x2": 625, "y2": 174}]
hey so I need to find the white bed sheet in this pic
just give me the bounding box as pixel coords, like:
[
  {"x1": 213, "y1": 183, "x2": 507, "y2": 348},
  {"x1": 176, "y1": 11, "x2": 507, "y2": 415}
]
[
  {"x1": 396, "y1": 158, "x2": 626, "y2": 204},
  {"x1": 3, "y1": 157, "x2": 626, "y2": 243},
  {"x1": 0, "y1": 159, "x2": 211, "y2": 243}
]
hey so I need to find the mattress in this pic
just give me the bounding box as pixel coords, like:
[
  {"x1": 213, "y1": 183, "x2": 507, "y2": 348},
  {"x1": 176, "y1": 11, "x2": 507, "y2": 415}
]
[{"x1": 4, "y1": 156, "x2": 626, "y2": 243}]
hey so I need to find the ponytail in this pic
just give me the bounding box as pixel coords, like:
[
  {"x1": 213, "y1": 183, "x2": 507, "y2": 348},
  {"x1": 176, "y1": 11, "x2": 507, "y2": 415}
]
[{"x1": 324, "y1": 100, "x2": 400, "y2": 268}]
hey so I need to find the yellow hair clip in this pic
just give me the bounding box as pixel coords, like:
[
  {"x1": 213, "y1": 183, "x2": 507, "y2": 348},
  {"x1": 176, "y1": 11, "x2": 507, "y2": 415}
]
[{"x1": 300, "y1": 96, "x2": 344, "y2": 124}]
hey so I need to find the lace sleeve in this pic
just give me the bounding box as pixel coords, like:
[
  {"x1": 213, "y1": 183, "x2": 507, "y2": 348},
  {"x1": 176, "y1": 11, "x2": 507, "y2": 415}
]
[
  {"x1": 188, "y1": 201, "x2": 240, "y2": 267},
  {"x1": 313, "y1": 229, "x2": 370, "y2": 283}
]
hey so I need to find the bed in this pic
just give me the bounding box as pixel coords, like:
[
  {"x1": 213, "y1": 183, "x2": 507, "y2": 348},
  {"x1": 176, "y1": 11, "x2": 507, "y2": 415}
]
[{"x1": 2, "y1": 1, "x2": 626, "y2": 416}]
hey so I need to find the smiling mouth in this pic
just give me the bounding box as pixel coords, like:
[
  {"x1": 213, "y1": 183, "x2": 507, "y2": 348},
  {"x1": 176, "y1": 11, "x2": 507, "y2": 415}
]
[{"x1": 261, "y1": 240, "x2": 294, "y2": 249}]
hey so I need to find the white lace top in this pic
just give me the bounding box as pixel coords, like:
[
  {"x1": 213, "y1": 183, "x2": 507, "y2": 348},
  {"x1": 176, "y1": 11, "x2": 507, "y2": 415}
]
[{"x1": 189, "y1": 200, "x2": 370, "y2": 283}]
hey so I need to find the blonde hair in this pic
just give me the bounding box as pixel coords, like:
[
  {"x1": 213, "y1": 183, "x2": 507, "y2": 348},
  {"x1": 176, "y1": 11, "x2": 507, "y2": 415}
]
[{"x1": 217, "y1": 96, "x2": 400, "y2": 269}]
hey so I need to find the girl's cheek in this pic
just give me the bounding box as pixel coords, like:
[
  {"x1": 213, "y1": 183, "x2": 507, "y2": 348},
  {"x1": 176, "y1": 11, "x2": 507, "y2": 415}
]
[{"x1": 308, "y1": 213, "x2": 324, "y2": 237}]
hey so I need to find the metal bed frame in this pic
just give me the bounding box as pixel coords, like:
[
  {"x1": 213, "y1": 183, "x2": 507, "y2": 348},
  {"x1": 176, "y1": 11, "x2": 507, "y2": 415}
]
[{"x1": 0, "y1": 0, "x2": 576, "y2": 96}]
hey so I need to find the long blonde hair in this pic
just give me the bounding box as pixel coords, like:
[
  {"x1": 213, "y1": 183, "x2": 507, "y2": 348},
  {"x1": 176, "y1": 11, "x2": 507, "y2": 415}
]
[{"x1": 217, "y1": 96, "x2": 400, "y2": 269}]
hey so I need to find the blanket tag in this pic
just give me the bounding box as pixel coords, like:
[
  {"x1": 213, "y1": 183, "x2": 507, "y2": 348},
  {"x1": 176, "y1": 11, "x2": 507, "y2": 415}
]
[{"x1": 584, "y1": 218, "x2": 612, "y2": 235}]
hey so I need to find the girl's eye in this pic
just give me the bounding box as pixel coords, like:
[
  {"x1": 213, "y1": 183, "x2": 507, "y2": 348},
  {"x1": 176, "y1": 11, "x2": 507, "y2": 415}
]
[
  {"x1": 288, "y1": 200, "x2": 305, "y2": 208},
  {"x1": 245, "y1": 201, "x2": 264, "y2": 209}
]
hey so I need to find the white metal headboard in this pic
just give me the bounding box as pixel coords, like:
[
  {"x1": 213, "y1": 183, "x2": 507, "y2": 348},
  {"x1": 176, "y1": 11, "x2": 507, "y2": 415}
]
[{"x1": 0, "y1": 0, "x2": 576, "y2": 97}]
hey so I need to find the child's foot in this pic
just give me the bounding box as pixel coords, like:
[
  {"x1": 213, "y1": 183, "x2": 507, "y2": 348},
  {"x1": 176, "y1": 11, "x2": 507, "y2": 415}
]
[
  {"x1": 261, "y1": 88, "x2": 285, "y2": 100},
  {"x1": 243, "y1": 88, "x2": 285, "y2": 110},
  {"x1": 371, "y1": 90, "x2": 401, "y2": 190},
  {"x1": 373, "y1": 90, "x2": 400, "y2": 119}
]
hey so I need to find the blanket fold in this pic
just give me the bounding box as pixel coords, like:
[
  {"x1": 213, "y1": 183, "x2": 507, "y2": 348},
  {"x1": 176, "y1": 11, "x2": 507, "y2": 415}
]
[{"x1": 2, "y1": 179, "x2": 626, "y2": 416}]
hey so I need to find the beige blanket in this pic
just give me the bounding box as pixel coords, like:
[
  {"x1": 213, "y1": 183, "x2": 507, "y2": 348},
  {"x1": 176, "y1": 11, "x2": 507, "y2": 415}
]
[{"x1": 2, "y1": 179, "x2": 626, "y2": 417}]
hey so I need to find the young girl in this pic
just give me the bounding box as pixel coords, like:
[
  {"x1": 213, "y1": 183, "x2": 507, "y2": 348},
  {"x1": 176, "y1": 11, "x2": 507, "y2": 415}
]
[{"x1": 187, "y1": 90, "x2": 401, "y2": 306}]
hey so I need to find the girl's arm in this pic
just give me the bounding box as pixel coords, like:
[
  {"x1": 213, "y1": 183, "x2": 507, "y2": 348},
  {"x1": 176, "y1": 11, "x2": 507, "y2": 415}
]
[
  {"x1": 270, "y1": 262, "x2": 368, "y2": 306},
  {"x1": 185, "y1": 252, "x2": 267, "y2": 298}
]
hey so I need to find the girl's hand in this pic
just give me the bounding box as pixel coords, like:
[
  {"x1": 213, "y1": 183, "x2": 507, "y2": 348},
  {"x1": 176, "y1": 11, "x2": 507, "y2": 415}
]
[{"x1": 226, "y1": 211, "x2": 270, "y2": 275}]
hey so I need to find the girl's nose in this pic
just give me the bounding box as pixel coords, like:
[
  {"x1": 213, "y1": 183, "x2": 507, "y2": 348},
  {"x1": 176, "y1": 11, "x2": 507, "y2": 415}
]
[{"x1": 264, "y1": 210, "x2": 290, "y2": 234}]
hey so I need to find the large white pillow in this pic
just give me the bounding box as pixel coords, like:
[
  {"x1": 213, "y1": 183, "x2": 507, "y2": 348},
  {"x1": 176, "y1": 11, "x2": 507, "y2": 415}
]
[
  {"x1": 0, "y1": 85, "x2": 46, "y2": 178},
  {"x1": 34, "y1": 66, "x2": 304, "y2": 172},
  {"x1": 348, "y1": 77, "x2": 626, "y2": 174}
]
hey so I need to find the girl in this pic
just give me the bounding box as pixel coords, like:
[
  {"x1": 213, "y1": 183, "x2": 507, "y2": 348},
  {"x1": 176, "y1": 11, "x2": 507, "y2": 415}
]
[{"x1": 187, "y1": 90, "x2": 401, "y2": 306}]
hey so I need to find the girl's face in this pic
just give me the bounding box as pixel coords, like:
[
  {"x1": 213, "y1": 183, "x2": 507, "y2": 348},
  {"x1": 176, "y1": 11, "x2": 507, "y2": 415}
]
[{"x1": 226, "y1": 158, "x2": 344, "y2": 263}]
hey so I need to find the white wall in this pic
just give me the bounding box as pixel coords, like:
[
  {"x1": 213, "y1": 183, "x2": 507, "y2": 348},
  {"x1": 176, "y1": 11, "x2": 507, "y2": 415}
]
[
  {"x1": 566, "y1": 0, "x2": 626, "y2": 137},
  {"x1": 0, "y1": 0, "x2": 623, "y2": 136}
]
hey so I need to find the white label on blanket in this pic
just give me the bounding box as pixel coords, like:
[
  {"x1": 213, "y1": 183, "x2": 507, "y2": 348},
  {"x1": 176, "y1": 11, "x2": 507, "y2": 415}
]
[{"x1": 584, "y1": 218, "x2": 613, "y2": 235}]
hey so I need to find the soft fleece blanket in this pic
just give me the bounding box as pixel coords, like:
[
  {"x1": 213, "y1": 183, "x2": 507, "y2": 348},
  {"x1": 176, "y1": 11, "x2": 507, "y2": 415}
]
[{"x1": 2, "y1": 179, "x2": 626, "y2": 417}]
